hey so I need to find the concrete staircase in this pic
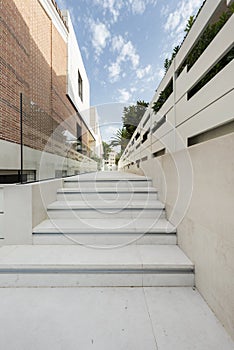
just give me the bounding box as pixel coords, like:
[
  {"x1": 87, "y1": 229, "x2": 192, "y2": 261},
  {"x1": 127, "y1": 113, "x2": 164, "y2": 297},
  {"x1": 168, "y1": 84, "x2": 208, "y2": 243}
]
[{"x1": 0, "y1": 172, "x2": 194, "y2": 287}]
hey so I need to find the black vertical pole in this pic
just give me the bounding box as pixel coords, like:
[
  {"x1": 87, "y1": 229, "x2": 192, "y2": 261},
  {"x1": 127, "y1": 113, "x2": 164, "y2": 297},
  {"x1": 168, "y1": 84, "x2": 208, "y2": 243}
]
[{"x1": 20, "y1": 93, "x2": 23, "y2": 184}]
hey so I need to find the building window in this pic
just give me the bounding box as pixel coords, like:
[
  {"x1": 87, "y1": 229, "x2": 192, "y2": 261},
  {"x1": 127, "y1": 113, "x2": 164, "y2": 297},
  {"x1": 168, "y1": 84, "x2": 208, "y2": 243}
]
[{"x1": 78, "y1": 70, "x2": 83, "y2": 101}]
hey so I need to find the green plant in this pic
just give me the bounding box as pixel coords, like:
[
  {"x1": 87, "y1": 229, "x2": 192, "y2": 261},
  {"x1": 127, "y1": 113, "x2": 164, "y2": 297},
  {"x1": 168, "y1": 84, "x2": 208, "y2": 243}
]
[
  {"x1": 187, "y1": 5, "x2": 234, "y2": 70},
  {"x1": 110, "y1": 100, "x2": 149, "y2": 154},
  {"x1": 164, "y1": 45, "x2": 180, "y2": 73},
  {"x1": 184, "y1": 15, "x2": 195, "y2": 34},
  {"x1": 110, "y1": 128, "x2": 131, "y2": 152},
  {"x1": 122, "y1": 100, "x2": 149, "y2": 137},
  {"x1": 152, "y1": 79, "x2": 173, "y2": 114}
]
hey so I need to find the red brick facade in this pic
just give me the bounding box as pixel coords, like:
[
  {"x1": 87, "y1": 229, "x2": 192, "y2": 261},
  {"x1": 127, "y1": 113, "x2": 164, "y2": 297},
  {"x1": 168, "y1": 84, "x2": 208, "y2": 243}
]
[{"x1": 0, "y1": 0, "x2": 91, "y2": 155}]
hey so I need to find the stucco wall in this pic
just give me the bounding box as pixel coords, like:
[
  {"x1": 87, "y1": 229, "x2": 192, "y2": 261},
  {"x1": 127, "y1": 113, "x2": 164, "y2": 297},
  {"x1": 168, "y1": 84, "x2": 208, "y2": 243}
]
[
  {"x1": 127, "y1": 132, "x2": 234, "y2": 339},
  {"x1": 0, "y1": 177, "x2": 63, "y2": 245}
]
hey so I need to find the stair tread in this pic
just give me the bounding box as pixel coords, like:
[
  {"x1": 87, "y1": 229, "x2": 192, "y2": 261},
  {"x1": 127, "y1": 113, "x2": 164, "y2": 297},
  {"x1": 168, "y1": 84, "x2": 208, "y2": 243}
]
[
  {"x1": 33, "y1": 218, "x2": 176, "y2": 234},
  {"x1": 63, "y1": 173, "x2": 152, "y2": 182},
  {"x1": 47, "y1": 200, "x2": 165, "y2": 210},
  {"x1": 64, "y1": 179, "x2": 152, "y2": 182},
  {"x1": 0, "y1": 245, "x2": 193, "y2": 270},
  {"x1": 57, "y1": 187, "x2": 157, "y2": 193}
]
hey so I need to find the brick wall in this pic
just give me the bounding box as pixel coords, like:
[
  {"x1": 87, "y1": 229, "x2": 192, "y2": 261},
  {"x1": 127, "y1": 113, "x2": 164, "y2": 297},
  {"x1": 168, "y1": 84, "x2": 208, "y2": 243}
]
[
  {"x1": 30, "y1": 0, "x2": 52, "y2": 115},
  {"x1": 0, "y1": 0, "x2": 31, "y2": 144},
  {"x1": 0, "y1": 0, "x2": 91, "y2": 157}
]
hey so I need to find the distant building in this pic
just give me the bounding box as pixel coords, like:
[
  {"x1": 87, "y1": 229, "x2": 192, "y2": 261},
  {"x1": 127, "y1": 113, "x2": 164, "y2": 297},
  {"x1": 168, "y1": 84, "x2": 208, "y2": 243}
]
[
  {"x1": 88, "y1": 107, "x2": 103, "y2": 159},
  {"x1": 0, "y1": 0, "x2": 100, "y2": 183},
  {"x1": 104, "y1": 151, "x2": 117, "y2": 171}
]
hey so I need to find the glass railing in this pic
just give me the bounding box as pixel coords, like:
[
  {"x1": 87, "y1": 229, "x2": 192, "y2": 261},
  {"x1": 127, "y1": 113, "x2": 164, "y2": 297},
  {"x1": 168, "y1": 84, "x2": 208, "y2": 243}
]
[{"x1": 19, "y1": 93, "x2": 97, "y2": 183}]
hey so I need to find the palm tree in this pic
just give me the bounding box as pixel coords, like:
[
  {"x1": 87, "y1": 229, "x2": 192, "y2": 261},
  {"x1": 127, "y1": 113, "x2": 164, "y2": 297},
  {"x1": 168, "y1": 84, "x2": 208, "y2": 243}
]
[{"x1": 110, "y1": 128, "x2": 130, "y2": 153}]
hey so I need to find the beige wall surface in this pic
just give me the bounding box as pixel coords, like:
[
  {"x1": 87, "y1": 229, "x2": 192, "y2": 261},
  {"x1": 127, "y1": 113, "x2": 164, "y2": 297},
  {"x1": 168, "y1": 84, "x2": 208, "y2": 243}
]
[
  {"x1": 176, "y1": 134, "x2": 234, "y2": 340},
  {"x1": 0, "y1": 177, "x2": 65, "y2": 245},
  {"x1": 124, "y1": 132, "x2": 234, "y2": 339}
]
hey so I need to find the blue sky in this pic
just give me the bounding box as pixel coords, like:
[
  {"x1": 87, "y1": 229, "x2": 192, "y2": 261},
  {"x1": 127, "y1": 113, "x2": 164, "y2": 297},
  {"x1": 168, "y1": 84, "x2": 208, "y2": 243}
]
[{"x1": 56, "y1": 0, "x2": 203, "y2": 141}]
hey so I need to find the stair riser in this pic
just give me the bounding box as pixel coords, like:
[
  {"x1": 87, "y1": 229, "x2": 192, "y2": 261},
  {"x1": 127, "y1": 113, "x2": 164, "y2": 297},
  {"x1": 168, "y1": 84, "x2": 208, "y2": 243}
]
[
  {"x1": 47, "y1": 209, "x2": 166, "y2": 220},
  {"x1": 57, "y1": 193, "x2": 158, "y2": 201},
  {"x1": 32, "y1": 234, "x2": 177, "y2": 245},
  {"x1": 0, "y1": 272, "x2": 194, "y2": 287},
  {"x1": 64, "y1": 181, "x2": 152, "y2": 189}
]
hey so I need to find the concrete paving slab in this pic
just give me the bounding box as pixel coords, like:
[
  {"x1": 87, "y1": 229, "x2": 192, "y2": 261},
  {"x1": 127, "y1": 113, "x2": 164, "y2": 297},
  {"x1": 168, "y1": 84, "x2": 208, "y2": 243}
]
[
  {"x1": 144, "y1": 287, "x2": 234, "y2": 350},
  {"x1": 0, "y1": 287, "x2": 232, "y2": 350}
]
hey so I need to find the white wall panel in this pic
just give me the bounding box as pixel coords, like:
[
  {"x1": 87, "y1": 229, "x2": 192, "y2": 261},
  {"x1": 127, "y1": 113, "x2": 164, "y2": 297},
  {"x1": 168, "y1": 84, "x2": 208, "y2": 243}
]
[
  {"x1": 175, "y1": 0, "x2": 221, "y2": 71},
  {"x1": 176, "y1": 60, "x2": 234, "y2": 126},
  {"x1": 64, "y1": 12, "x2": 90, "y2": 113},
  {"x1": 176, "y1": 89, "x2": 234, "y2": 150},
  {"x1": 176, "y1": 15, "x2": 234, "y2": 102}
]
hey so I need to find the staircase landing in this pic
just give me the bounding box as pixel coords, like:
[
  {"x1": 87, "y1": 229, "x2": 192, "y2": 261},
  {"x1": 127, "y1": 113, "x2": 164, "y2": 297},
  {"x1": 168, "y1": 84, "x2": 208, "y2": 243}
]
[{"x1": 0, "y1": 287, "x2": 233, "y2": 349}]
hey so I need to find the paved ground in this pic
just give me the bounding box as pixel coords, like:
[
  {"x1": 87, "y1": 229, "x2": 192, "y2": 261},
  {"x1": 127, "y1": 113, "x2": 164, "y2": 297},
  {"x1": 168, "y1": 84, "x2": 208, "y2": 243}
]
[{"x1": 0, "y1": 287, "x2": 233, "y2": 350}]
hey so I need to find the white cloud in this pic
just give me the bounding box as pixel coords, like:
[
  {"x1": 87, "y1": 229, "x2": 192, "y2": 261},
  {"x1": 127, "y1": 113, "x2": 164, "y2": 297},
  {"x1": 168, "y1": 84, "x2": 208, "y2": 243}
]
[
  {"x1": 108, "y1": 62, "x2": 121, "y2": 82},
  {"x1": 147, "y1": 66, "x2": 164, "y2": 84},
  {"x1": 89, "y1": 20, "x2": 111, "y2": 56},
  {"x1": 164, "y1": 12, "x2": 181, "y2": 32},
  {"x1": 136, "y1": 64, "x2": 152, "y2": 79},
  {"x1": 156, "y1": 67, "x2": 165, "y2": 80},
  {"x1": 112, "y1": 35, "x2": 125, "y2": 51},
  {"x1": 108, "y1": 35, "x2": 140, "y2": 82},
  {"x1": 128, "y1": 0, "x2": 158, "y2": 15},
  {"x1": 92, "y1": 0, "x2": 158, "y2": 21},
  {"x1": 130, "y1": 0, "x2": 146, "y2": 14},
  {"x1": 160, "y1": 0, "x2": 204, "y2": 66},
  {"x1": 92, "y1": 0, "x2": 124, "y2": 23},
  {"x1": 163, "y1": 0, "x2": 203, "y2": 42},
  {"x1": 120, "y1": 41, "x2": 139, "y2": 68},
  {"x1": 108, "y1": 36, "x2": 153, "y2": 85},
  {"x1": 161, "y1": 4, "x2": 169, "y2": 17},
  {"x1": 118, "y1": 88, "x2": 132, "y2": 103}
]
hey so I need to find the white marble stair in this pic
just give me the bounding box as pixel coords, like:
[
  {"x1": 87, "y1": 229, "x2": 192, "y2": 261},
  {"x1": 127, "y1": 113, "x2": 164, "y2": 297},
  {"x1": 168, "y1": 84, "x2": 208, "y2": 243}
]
[
  {"x1": 34, "y1": 172, "x2": 170, "y2": 244},
  {"x1": 63, "y1": 174, "x2": 153, "y2": 189},
  {"x1": 47, "y1": 200, "x2": 166, "y2": 219},
  {"x1": 56, "y1": 187, "x2": 158, "y2": 201},
  {"x1": 0, "y1": 245, "x2": 194, "y2": 287},
  {"x1": 26, "y1": 171, "x2": 195, "y2": 287},
  {"x1": 32, "y1": 218, "x2": 177, "y2": 246}
]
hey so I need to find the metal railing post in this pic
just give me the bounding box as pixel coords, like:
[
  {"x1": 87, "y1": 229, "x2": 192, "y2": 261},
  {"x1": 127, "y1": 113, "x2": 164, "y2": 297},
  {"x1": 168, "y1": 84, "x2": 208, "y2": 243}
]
[{"x1": 20, "y1": 93, "x2": 23, "y2": 183}]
